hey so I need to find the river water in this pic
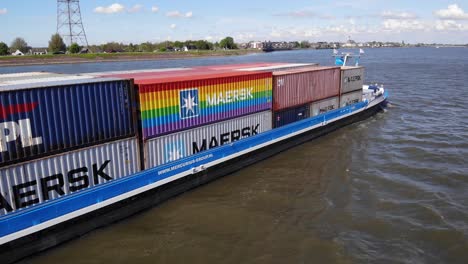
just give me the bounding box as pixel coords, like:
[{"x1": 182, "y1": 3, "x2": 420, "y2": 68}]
[{"x1": 5, "y1": 48, "x2": 468, "y2": 264}]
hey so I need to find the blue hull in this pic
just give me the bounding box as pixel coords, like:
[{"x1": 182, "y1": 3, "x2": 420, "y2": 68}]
[{"x1": 0, "y1": 96, "x2": 387, "y2": 263}]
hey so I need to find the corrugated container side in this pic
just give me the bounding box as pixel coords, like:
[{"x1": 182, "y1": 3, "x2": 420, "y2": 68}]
[
  {"x1": 341, "y1": 67, "x2": 365, "y2": 93},
  {"x1": 273, "y1": 67, "x2": 340, "y2": 111},
  {"x1": 139, "y1": 72, "x2": 272, "y2": 139},
  {"x1": 310, "y1": 96, "x2": 339, "y2": 117},
  {"x1": 0, "y1": 79, "x2": 136, "y2": 167},
  {"x1": 0, "y1": 137, "x2": 140, "y2": 216},
  {"x1": 340, "y1": 90, "x2": 363, "y2": 108},
  {"x1": 144, "y1": 111, "x2": 273, "y2": 169},
  {"x1": 273, "y1": 104, "x2": 310, "y2": 128}
]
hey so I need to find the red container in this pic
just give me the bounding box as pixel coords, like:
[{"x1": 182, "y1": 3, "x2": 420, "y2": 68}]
[{"x1": 272, "y1": 66, "x2": 340, "y2": 111}]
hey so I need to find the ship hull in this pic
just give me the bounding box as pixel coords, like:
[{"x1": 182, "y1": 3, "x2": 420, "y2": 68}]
[{"x1": 0, "y1": 97, "x2": 386, "y2": 263}]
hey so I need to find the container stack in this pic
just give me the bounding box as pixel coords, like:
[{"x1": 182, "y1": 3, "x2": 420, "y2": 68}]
[
  {"x1": 0, "y1": 63, "x2": 367, "y2": 217},
  {"x1": 102, "y1": 68, "x2": 274, "y2": 169},
  {"x1": 0, "y1": 73, "x2": 140, "y2": 216},
  {"x1": 272, "y1": 66, "x2": 341, "y2": 127},
  {"x1": 339, "y1": 66, "x2": 365, "y2": 107}
]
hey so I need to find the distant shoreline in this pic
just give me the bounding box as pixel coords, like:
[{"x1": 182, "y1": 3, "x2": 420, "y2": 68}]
[
  {"x1": 0, "y1": 50, "x2": 262, "y2": 67},
  {"x1": 1, "y1": 46, "x2": 466, "y2": 68}
]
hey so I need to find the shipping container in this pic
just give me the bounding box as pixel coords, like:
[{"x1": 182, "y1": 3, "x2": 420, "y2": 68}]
[
  {"x1": 272, "y1": 66, "x2": 341, "y2": 111},
  {"x1": 0, "y1": 137, "x2": 140, "y2": 216},
  {"x1": 144, "y1": 111, "x2": 272, "y2": 169},
  {"x1": 341, "y1": 66, "x2": 365, "y2": 94},
  {"x1": 0, "y1": 77, "x2": 136, "y2": 167},
  {"x1": 340, "y1": 90, "x2": 363, "y2": 108},
  {"x1": 235, "y1": 63, "x2": 318, "y2": 72},
  {"x1": 131, "y1": 71, "x2": 273, "y2": 139},
  {"x1": 274, "y1": 104, "x2": 310, "y2": 128},
  {"x1": 310, "y1": 96, "x2": 339, "y2": 117}
]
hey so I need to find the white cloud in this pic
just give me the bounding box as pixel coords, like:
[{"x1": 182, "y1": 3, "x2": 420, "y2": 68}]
[
  {"x1": 151, "y1": 6, "x2": 159, "y2": 13},
  {"x1": 269, "y1": 27, "x2": 322, "y2": 39},
  {"x1": 0, "y1": 8, "x2": 7, "y2": 15},
  {"x1": 94, "y1": 3, "x2": 125, "y2": 14},
  {"x1": 167, "y1": 11, "x2": 182, "y2": 17},
  {"x1": 273, "y1": 9, "x2": 334, "y2": 19},
  {"x1": 381, "y1": 11, "x2": 417, "y2": 19},
  {"x1": 235, "y1": 33, "x2": 255, "y2": 41},
  {"x1": 128, "y1": 4, "x2": 143, "y2": 13},
  {"x1": 382, "y1": 19, "x2": 427, "y2": 32},
  {"x1": 170, "y1": 24, "x2": 177, "y2": 29},
  {"x1": 434, "y1": 4, "x2": 468, "y2": 20},
  {"x1": 166, "y1": 10, "x2": 193, "y2": 18},
  {"x1": 269, "y1": 29, "x2": 283, "y2": 38},
  {"x1": 435, "y1": 20, "x2": 466, "y2": 31}
]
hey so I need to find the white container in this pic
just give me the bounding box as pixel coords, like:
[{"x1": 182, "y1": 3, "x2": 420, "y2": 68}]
[
  {"x1": 144, "y1": 111, "x2": 273, "y2": 169},
  {"x1": 341, "y1": 66, "x2": 365, "y2": 93},
  {"x1": 0, "y1": 137, "x2": 140, "y2": 216},
  {"x1": 310, "y1": 96, "x2": 339, "y2": 117},
  {"x1": 340, "y1": 90, "x2": 363, "y2": 108}
]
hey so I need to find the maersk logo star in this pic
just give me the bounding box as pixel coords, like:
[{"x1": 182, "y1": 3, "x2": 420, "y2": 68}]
[
  {"x1": 165, "y1": 141, "x2": 186, "y2": 163},
  {"x1": 179, "y1": 88, "x2": 200, "y2": 119}
]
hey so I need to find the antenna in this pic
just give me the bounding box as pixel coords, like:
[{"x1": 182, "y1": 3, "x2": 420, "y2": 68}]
[{"x1": 57, "y1": 0, "x2": 89, "y2": 48}]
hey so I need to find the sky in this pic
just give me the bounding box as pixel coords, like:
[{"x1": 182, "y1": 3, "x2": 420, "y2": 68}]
[{"x1": 1, "y1": 1, "x2": 468, "y2": 46}]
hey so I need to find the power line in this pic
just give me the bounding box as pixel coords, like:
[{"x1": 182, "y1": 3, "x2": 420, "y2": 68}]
[{"x1": 57, "y1": 0, "x2": 89, "y2": 48}]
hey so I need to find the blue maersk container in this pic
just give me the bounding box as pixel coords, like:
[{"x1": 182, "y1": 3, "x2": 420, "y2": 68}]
[
  {"x1": 0, "y1": 77, "x2": 136, "y2": 166},
  {"x1": 273, "y1": 104, "x2": 310, "y2": 128}
]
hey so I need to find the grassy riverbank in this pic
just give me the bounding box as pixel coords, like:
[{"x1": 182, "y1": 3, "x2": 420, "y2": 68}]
[{"x1": 0, "y1": 49, "x2": 262, "y2": 67}]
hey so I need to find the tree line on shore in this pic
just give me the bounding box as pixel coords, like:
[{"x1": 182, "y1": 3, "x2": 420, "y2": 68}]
[{"x1": 0, "y1": 35, "x2": 238, "y2": 56}]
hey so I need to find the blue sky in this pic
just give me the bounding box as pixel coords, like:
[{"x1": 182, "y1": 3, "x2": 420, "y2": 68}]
[{"x1": 1, "y1": 1, "x2": 468, "y2": 46}]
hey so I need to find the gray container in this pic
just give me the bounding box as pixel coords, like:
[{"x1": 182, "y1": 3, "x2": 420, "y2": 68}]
[
  {"x1": 341, "y1": 66, "x2": 365, "y2": 93},
  {"x1": 340, "y1": 90, "x2": 363, "y2": 108},
  {"x1": 310, "y1": 96, "x2": 339, "y2": 117},
  {"x1": 0, "y1": 137, "x2": 140, "y2": 216},
  {"x1": 144, "y1": 111, "x2": 273, "y2": 169}
]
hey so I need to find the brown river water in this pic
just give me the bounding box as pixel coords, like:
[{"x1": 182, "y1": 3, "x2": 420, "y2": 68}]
[{"x1": 2, "y1": 47, "x2": 467, "y2": 264}]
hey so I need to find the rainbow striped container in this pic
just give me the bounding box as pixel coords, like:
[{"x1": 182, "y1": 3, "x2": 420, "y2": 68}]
[{"x1": 134, "y1": 71, "x2": 273, "y2": 139}]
